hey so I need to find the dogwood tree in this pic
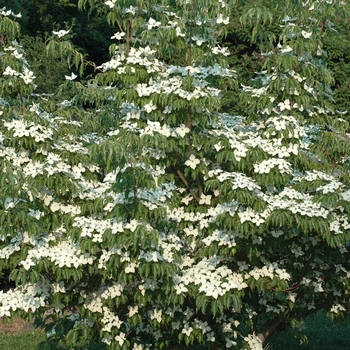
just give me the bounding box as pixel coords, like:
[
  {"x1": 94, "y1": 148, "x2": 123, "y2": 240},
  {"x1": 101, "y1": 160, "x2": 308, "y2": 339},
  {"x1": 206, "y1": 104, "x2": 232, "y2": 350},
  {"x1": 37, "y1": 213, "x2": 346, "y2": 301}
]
[{"x1": 0, "y1": 0, "x2": 349, "y2": 349}]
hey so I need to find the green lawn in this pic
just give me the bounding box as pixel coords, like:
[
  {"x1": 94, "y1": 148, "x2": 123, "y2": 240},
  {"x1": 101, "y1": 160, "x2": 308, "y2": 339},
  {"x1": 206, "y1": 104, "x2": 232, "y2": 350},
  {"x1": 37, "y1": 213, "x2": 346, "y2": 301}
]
[
  {"x1": 0, "y1": 312, "x2": 349, "y2": 350},
  {"x1": 0, "y1": 331, "x2": 106, "y2": 350},
  {"x1": 0, "y1": 331, "x2": 44, "y2": 350}
]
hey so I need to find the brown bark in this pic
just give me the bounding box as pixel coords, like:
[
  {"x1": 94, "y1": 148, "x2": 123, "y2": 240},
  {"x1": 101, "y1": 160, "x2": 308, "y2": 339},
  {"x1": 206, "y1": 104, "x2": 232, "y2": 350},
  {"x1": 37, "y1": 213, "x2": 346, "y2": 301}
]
[
  {"x1": 172, "y1": 166, "x2": 200, "y2": 203},
  {"x1": 257, "y1": 309, "x2": 289, "y2": 342}
]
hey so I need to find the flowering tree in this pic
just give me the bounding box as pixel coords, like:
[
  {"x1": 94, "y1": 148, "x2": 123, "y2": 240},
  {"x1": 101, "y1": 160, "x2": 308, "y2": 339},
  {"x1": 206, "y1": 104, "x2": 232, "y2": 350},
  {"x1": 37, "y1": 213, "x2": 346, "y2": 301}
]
[{"x1": 0, "y1": 1, "x2": 350, "y2": 349}]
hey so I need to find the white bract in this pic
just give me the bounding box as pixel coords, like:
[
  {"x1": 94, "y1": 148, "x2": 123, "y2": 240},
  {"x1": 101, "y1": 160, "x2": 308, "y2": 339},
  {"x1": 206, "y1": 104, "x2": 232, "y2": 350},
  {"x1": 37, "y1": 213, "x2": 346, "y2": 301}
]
[
  {"x1": 185, "y1": 154, "x2": 200, "y2": 169},
  {"x1": 111, "y1": 32, "x2": 126, "y2": 40},
  {"x1": 301, "y1": 30, "x2": 312, "y2": 38},
  {"x1": 105, "y1": 0, "x2": 117, "y2": 9},
  {"x1": 52, "y1": 29, "x2": 70, "y2": 38},
  {"x1": 65, "y1": 72, "x2": 77, "y2": 80}
]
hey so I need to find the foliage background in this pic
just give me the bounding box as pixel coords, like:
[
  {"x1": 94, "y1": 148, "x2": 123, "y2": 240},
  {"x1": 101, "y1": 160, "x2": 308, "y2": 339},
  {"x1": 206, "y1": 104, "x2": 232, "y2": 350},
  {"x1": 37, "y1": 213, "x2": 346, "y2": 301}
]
[{"x1": 1, "y1": 0, "x2": 350, "y2": 118}]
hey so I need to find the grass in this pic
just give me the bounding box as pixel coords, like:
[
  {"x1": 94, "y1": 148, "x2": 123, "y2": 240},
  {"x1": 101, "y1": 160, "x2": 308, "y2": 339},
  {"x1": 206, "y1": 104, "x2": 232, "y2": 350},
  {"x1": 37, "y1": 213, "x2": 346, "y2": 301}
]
[
  {"x1": 0, "y1": 331, "x2": 106, "y2": 350},
  {"x1": 0, "y1": 318, "x2": 106, "y2": 350},
  {"x1": 0, "y1": 312, "x2": 349, "y2": 349},
  {"x1": 0, "y1": 331, "x2": 44, "y2": 350},
  {"x1": 0, "y1": 332, "x2": 106, "y2": 350}
]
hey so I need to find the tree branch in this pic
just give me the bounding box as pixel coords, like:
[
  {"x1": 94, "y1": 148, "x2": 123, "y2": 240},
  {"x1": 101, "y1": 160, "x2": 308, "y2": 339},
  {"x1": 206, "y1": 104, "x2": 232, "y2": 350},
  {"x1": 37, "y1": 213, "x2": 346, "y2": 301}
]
[
  {"x1": 297, "y1": 251, "x2": 317, "y2": 285},
  {"x1": 258, "y1": 251, "x2": 317, "y2": 342},
  {"x1": 172, "y1": 166, "x2": 200, "y2": 203},
  {"x1": 257, "y1": 309, "x2": 289, "y2": 343}
]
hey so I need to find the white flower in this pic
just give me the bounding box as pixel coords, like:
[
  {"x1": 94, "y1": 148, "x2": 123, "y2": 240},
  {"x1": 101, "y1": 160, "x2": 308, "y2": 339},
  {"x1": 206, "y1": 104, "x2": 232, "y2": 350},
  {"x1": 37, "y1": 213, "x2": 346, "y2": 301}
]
[
  {"x1": 125, "y1": 219, "x2": 139, "y2": 232},
  {"x1": 4, "y1": 198, "x2": 18, "y2": 209},
  {"x1": 50, "y1": 202, "x2": 61, "y2": 212},
  {"x1": 21, "y1": 259, "x2": 35, "y2": 270},
  {"x1": 53, "y1": 30, "x2": 70, "y2": 38},
  {"x1": 315, "y1": 180, "x2": 342, "y2": 194},
  {"x1": 199, "y1": 194, "x2": 212, "y2": 205},
  {"x1": 217, "y1": 13, "x2": 229, "y2": 24},
  {"x1": 192, "y1": 35, "x2": 206, "y2": 46},
  {"x1": 52, "y1": 281, "x2": 66, "y2": 293},
  {"x1": 125, "y1": 262, "x2": 137, "y2": 273},
  {"x1": 175, "y1": 124, "x2": 190, "y2": 138},
  {"x1": 303, "y1": 83, "x2": 314, "y2": 94},
  {"x1": 111, "y1": 32, "x2": 125, "y2": 40},
  {"x1": 278, "y1": 99, "x2": 291, "y2": 111},
  {"x1": 123, "y1": 5, "x2": 138, "y2": 15},
  {"x1": 174, "y1": 283, "x2": 188, "y2": 294},
  {"x1": 176, "y1": 27, "x2": 185, "y2": 37},
  {"x1": 20, "y1": 68, "x2": 36, "y2": 85},
  {"x1": 1, "y1": 9, "x2": 12, "y2": 16},
  {"x1": 185, "y1": 154, "x2": 200, "y2": 170},
  {"x1": 226, "y1": 337, "x2": 237, "y2": 348},
  {"x1": 280, "y1": 45, "x2": 293, "y2": 54},
  {"x1": 341, "y1": 189, "x2": 350, "y2": 201},
  {"x1": 244, "y1": 334, "x2": 264, "y2": 350},
  {"x1": 148, "y1": 308, "x2": 162, "y2": 322},
  {"x1": 65, "y1": 72, "x2": 77, "y2": 81},
  {"x1": 28, "y1": 209, "x2": 43, "y2": 220},
  {"x1": 313, "y1": 281, "x2": 324, "y2": 293},
  {"x1": 163, "y1": 105, "x2": 172, "y2": 114},
  {"x1": 276, "y1": 269, "x2": 290, "y2": 280},
  {"x1": 3, "y1": 66, "x2": 19, "y2": 76},
  {"x1": 214, "y1": 142, "x2": 222, "y2": 151},
  {"x1": 105, "y1": 0, "x2": 116, "y2": 8},
  {"x1": 330, "y1": 303, "x2": 346, "y2": 314},
  {"x1": 115, "y1": 332, "x2": 126, "y2": 346},
  {"x1": 182, "y1": 323, "x2": 193, "y2": 336},
  {"x1": 212, "y1": 46, "x2": 230, "y2": 56},
  {"x1": 301, "y1": 30, "x2": 312, "y2": 38},
  {"x1": 144, "y1": 101, "x2": 157, "y2": 113},
  {"x1": 147, "y1": 18, "x2": 161, "y2": 29},
  {"x1": 128, "y1": 305, "x2": 139, "y2": 317},
  {"x1": 141, "y1": 251, "x2": 163, "y2": 262}
]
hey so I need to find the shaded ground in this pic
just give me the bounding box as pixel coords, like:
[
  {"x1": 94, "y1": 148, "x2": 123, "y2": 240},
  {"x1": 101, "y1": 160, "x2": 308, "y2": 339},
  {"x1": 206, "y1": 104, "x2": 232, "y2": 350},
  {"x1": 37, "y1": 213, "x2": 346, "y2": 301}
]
[{"x1": 268, "y1": 312, "x2": 350, "y2": 350}]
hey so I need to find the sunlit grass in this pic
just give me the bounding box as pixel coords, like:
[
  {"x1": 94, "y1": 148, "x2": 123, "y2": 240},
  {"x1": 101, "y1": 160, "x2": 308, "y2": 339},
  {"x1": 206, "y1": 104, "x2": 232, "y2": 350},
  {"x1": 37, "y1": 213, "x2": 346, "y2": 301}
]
[{"x1": 0, "y1": 331, "x2": 44, "y2": 350}]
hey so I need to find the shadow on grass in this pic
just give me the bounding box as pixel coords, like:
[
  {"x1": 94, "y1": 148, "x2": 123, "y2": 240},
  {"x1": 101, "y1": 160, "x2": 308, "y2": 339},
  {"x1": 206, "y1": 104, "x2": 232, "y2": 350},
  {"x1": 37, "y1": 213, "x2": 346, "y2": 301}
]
[{"x1": 267, "y1": 311, "x2": 350, "y2": 350}]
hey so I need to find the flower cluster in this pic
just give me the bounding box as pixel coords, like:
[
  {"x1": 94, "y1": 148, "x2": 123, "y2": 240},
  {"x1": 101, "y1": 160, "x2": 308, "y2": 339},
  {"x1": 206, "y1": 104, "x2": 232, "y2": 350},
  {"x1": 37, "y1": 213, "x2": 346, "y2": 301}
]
[
  {"x1": 20, "y1": 237, "x2": 95, "y2": 270},
  {"x1": 3, "y1": 65, "x2": 36, "y2": 84},
  {"x1": 253, "y1": 158, "x2": 292, "y2": 174},
  {"x1": 4, "y1": 119, "x2": 53, "y2": 142},
  {"x1": 174, "y1": 257, "x2": 248, "y2": 299},
  {"x1": 248, "y1": 263, "x2": 290, "y2": 281},
  {"x1": 0, "y1": 281, "x2": 50, "y2": 317}
]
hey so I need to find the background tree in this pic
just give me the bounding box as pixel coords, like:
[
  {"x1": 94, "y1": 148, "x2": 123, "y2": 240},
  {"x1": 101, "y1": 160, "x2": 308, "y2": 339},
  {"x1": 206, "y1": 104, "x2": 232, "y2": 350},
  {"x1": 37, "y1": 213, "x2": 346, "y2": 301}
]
[{"x1": 324, "y1": 15, "x2": 350, "y2": 116}]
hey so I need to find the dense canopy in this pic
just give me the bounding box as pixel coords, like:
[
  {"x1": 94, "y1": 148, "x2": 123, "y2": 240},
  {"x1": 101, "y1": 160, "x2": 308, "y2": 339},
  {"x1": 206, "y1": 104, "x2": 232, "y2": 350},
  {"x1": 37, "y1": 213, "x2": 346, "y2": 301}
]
[{"x1": 0, "y1": 1, "x2": 349, "y2": 349}]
